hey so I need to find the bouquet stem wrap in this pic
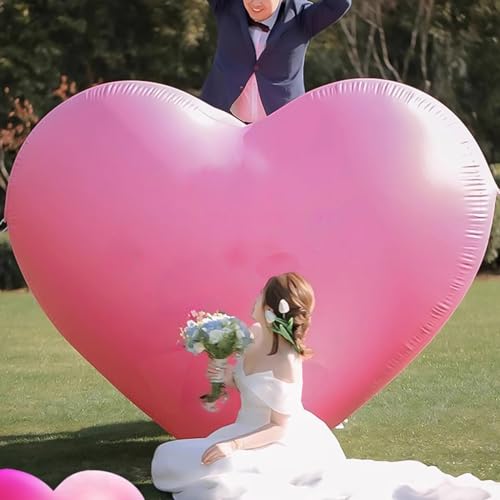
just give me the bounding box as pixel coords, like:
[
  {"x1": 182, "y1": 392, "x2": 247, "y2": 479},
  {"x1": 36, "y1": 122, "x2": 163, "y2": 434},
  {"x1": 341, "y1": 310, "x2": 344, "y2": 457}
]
[{"x1": 200, "y1": 357, "x2": 228, "y2": 412}]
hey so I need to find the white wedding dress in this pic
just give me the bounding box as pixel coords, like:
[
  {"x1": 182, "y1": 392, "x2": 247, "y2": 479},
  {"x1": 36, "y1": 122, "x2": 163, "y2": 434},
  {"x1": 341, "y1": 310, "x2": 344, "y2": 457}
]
[{"x1": 151, "y1": 357, "x2": 499, "y2": 499}]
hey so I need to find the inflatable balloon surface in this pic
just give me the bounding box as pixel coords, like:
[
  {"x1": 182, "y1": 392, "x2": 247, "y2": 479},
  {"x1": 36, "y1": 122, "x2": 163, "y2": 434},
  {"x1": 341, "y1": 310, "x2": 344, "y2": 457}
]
[
  {"x1": 54, "y1": 471, "x2": 144, "y2": 500},
  {"x1": 0, "y1": 469, "x2": 53, "y2": 500},
  {"x1": 5, "y1": 79, "x2": 498, "y2": 437}
]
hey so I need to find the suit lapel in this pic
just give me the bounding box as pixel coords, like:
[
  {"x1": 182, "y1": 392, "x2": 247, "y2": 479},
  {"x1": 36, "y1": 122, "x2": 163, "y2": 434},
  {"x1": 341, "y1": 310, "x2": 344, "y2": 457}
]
[
  {"x1": 262, "y1": 0, "x2": 293, "y2": 51},
  {"x1": 234, "y1": 1, "x2": 258, "y2": 60}
]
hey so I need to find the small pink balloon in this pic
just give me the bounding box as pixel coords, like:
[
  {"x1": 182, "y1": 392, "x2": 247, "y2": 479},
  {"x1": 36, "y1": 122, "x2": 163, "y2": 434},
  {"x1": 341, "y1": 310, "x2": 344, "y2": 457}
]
[
  {"x1": 0, "y1": 469, "x2": 53, "y2": 500},
  {"x1": 54, "y1": 470, "x2": 144, "y2": 500}
]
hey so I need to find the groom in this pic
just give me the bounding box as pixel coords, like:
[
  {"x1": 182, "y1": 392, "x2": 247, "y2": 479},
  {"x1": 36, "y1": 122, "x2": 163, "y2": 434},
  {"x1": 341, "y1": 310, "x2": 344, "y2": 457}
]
[{"x1": 202, "y1": 0, "x2": 352, "y2": 123}]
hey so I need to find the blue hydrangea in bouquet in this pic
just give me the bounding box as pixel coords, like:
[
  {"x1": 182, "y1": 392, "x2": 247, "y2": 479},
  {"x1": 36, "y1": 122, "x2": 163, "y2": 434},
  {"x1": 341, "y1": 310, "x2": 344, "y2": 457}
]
[{"x1": 180, "y1": 311, "x2": 253, "y2": 412}]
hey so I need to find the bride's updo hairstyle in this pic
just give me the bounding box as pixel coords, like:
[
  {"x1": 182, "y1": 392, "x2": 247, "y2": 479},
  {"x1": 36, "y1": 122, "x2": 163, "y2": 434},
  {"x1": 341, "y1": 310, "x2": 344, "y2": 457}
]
[{"x1": 263, "y1": 272, "x2": 315, "y2": 359}]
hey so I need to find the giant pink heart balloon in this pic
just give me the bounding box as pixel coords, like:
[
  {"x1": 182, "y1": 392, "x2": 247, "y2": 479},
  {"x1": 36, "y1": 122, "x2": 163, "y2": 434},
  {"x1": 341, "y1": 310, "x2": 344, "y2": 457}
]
[{"x1": 5, "y1": 79, "x2": 498, "y2": 438}]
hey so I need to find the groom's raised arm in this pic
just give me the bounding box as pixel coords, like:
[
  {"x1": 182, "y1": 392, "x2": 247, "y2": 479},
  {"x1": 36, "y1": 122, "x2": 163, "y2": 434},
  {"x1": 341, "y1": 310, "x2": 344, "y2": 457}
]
[{"x1": 300, "y1": 0, "x2": 352, "y2": 38}]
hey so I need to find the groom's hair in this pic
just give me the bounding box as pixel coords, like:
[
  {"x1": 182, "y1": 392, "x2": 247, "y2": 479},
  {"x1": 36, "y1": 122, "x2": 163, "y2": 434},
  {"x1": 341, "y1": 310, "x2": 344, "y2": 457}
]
[{"x1": 263, "y1": 272, "x2": 315, "y2": 359}]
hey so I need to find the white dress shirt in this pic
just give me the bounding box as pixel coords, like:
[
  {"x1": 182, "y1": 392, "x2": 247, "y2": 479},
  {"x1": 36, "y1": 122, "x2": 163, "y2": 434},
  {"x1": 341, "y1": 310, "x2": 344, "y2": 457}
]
[{"x1": 230, "y1": 6, "x2": 281, "y2": 124}]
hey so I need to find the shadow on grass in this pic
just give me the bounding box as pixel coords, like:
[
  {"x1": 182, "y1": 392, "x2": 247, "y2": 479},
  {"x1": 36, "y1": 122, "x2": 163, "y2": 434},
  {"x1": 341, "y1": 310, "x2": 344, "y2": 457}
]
[{"x1": 0, "y1": 420, "x2": 173, "y2": 499}]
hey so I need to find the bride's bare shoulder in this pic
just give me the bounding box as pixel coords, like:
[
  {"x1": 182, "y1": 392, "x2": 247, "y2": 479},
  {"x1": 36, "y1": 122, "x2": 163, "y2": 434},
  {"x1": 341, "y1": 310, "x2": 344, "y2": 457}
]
[
  {"x1": 273, "y1": 354, "x2": 302, "y2": 384},
  {"x1": 245, "y1": 323, "x2": 301, "y2": 383}
]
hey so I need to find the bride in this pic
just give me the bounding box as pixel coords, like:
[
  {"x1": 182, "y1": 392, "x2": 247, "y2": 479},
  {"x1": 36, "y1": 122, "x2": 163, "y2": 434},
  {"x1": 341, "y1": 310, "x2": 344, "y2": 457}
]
[{"x1": 151, "y1": 272, "x2": 499, "y2": 499}]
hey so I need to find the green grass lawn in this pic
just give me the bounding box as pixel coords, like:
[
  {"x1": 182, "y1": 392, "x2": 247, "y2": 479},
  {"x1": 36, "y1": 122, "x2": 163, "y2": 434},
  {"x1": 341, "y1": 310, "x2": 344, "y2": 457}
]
[{"x1": 1, "y1": 279, "x2": 499, "y2": 499}]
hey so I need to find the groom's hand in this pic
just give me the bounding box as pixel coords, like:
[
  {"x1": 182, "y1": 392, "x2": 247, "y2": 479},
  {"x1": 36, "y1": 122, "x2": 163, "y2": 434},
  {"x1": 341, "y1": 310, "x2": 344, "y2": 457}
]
[{"x1": 201, "y1": 440, "x2": 236, "y2": 465}]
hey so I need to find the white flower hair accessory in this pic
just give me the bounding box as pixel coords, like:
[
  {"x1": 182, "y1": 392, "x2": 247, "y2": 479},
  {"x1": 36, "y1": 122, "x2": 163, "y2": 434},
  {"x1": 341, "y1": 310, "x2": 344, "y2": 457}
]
[
  {"x1": 264, "y1": 309, "x2": 277, "y2": 324},
  {"x1": 278, "y1": 299, "x2": 290, "y2": 314},
  {"x1": 265, "y1": 299, "x2": 301, "y2": 354}
]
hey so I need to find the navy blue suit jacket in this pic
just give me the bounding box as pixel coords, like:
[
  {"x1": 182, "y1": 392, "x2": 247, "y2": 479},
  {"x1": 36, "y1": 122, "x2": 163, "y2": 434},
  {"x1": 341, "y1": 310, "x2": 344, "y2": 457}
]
[{"x1": 201, "y1": 0, "x2": 352, "y2": 116}]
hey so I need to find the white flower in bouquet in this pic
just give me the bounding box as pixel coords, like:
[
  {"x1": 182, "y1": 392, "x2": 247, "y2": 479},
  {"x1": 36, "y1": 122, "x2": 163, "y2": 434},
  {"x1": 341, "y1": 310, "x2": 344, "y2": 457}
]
[{"x1": 208, "y1": 329, "x2": 224, "y2": 344}]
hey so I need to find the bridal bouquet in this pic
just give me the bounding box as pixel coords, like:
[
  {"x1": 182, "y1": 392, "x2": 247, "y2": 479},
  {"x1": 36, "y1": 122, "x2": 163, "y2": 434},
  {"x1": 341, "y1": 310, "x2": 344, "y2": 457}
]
[{"x1": 180, "y1": 311, "x2": 253, "y2": 412}]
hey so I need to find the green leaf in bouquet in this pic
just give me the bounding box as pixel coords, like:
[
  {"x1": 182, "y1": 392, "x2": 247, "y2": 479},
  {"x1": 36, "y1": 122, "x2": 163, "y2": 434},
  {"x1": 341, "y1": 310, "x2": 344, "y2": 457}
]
[{"x1": 217, "y1": 337, "x2": 233, "y2": 358}]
